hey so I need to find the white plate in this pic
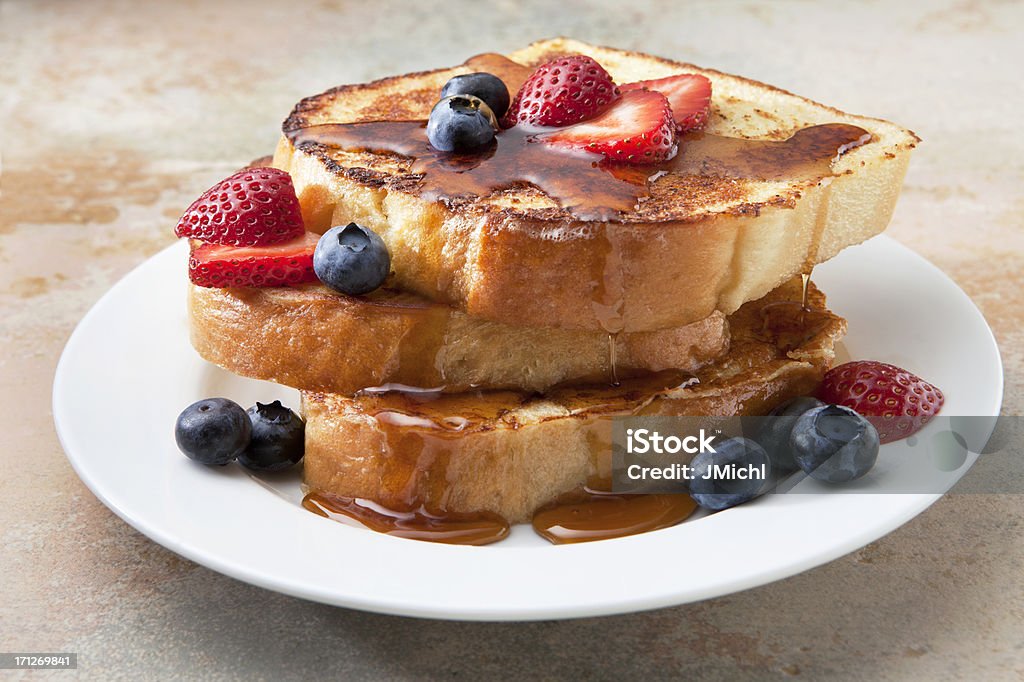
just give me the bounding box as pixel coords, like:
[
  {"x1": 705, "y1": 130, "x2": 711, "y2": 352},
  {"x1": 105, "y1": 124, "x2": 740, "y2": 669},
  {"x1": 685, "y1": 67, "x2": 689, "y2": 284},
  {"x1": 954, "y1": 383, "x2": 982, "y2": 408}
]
[{"x1": 53, "y1": 236, "x2": 1003, "y2": 621}]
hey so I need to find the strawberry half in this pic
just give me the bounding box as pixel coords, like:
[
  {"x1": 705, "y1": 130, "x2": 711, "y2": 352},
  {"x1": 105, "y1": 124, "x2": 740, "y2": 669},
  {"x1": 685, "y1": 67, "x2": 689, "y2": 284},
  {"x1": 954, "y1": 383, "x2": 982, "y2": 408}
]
[
  {"x1": 175, "y1": 167, "x2": 304, "y2": 247},
  {"x1": 819, "y1": 361, "x2": 945, "y2": 444},
  {"x1": 189, "y1": 232, "x2": 319, "y2": 288},
  {"x1": 502, "y1": 55, "x2": 620, "y2": 128},
  {"x1": 539, "y1": 88, "x2": 677, "y2": 164},
  {"x1": 621, "y1": 73, "x2": 712, "y2": 132}
]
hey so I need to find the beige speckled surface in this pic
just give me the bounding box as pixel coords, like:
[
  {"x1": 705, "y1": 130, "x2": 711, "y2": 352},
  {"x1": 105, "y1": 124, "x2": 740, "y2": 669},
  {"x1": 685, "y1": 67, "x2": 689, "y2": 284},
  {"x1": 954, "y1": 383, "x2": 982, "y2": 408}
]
[{"x1": 1, "y1": 0, "x2": 1022, "y2": 678}]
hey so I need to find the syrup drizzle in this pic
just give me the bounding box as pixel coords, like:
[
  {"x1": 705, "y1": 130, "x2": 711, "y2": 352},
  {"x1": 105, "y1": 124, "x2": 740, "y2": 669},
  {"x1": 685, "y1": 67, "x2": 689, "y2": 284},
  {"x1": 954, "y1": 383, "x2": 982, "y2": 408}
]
[
  {"x1": 353, "y1": 368, "x2": 700, "y2": 436},
  {"x1": 758, "y1": 273, "x2": 831, "y2": 351},
  {"x1": 287, "y1": 122, "x2": 871, "y2": 223},
  {"x1": 289, "y1": 123, "x2": 642, "y2": 221}
]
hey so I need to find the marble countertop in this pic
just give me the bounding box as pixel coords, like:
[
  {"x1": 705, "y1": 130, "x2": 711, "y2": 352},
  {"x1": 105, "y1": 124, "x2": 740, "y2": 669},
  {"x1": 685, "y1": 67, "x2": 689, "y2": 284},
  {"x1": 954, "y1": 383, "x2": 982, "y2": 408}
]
[{"x1": 1, "y1": 0, "x2": 1021, "y2": 678}]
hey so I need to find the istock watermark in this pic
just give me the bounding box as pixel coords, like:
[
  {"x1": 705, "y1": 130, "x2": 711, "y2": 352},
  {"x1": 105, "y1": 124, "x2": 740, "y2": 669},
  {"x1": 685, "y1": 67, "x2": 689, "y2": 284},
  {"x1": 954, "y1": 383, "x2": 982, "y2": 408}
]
[
  {"x1": 623, "y1": 427, "x2": 769, "y2": 483},
  {"x1": 611, "y1": 415, "x2": 1022, "y2": 495}
]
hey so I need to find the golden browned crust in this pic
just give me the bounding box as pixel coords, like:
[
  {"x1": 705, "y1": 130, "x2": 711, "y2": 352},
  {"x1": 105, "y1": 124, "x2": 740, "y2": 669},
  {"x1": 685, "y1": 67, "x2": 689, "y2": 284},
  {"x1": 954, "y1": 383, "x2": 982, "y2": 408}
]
[
  {"x1": 273, "y1": 38, "x2": 917, "y2": 331},
  {"x1": 302, "y1": 279, "x2": 845, "y2": 523},
  {"x1": 188, "y1": 281, "x2": 729, "y2": 394}
]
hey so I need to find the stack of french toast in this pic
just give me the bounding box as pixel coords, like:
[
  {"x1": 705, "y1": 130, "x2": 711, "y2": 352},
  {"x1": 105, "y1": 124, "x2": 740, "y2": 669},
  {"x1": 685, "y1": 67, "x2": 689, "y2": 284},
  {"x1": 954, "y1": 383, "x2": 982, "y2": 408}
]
[{"x1": 183, "y1": 38, "x2": 917, "y2": 527}]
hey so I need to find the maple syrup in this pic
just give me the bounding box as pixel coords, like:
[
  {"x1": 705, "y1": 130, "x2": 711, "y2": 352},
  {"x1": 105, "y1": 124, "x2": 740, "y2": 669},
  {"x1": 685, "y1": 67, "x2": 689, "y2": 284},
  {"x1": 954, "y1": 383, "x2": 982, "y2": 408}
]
[
  {"x1": 303, "y1": 487, "x2": 698, "y2": 546},
  {"x1": 350, "y1": 387, "x2": 524, "y2": 513},
  {"x1": 758, "y1": 302, "x2": 830, "y2": 351},
  {"x1": 303, "y1": 492, "x2": 509, "y2": 546},
  {"x1": 758, "y1": 273, "x2": 831, "y2": 351},
  {"x1": 664, "y1": 125, "x2": 872, "y2": 182},
  {"x1": 354, "y1": 368, "x2": 698, "y2": 436},
  {"x1": 302, "y1": 369, "x2": 697, "y2": 532},
  {"x1": 587, "y1": 223, "x2": 627, "y2": 382},
  {"x1": 290, "y1": 122, "x2": 645, "y2": 221},
  {"x1": 532, "y1": 488, "x2": 697, "y2": 544},
  {"x1": 607, "y1": 334, "x2": 620, "y2": 386},
  {"x1": 287, "y1": 122, "x2": 870, "y2": 224}
]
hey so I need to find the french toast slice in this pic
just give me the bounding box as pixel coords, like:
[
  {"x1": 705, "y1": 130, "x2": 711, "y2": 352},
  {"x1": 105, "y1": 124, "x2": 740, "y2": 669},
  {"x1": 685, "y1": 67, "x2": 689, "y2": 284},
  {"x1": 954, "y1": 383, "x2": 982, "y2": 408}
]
[
  {"x1": 274, "y1": 37, "x2": 917, "y2": 332},
  {"x1": 302, "y1": 278, "x2": 845, "y2": 523},
  {"x1": 188, "y1": 282, "x2": 728, "y2": 394}
]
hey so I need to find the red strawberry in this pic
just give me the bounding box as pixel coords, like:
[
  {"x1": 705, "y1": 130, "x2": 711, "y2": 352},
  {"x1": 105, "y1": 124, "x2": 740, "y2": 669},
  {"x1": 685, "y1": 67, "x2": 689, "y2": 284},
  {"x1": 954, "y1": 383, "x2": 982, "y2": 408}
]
[
  {"x1": 502, "y1": 55, "x2": 620, "y2": 128},
  {"x1": 621, "y1": 74, "x2": 712, "y2": 132},
  {"x1": 539, "y1": 89, "x2": 677, "y2": 164},
  {"x1": 189, "y1": 232, "x2": 319, "y2": 288},
  {"x1": 175, "y1": 167, "x2": 304, "y2": 247},
  {"x1": 819, "y1": 361, "x2": 945, "y2": 444}
]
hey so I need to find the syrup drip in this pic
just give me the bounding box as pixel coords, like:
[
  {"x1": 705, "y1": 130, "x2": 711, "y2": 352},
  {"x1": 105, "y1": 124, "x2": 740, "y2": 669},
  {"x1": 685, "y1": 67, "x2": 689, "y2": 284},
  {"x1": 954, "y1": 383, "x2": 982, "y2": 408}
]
[
  {"x1": 589, "y1": 224, "x2": 626, "y2": 383},
  {"x1": 303, "y1": 492, "x2": 509, "y2": 546},
  {"x1": 532, "y1": 488, "x2": 698, "y2": 544},
  {"x1": 607, "y1": 334, "x2": 620, "y2": 386},
  {"x1": 758, "y1": 273, "x2": 830, "y2": 352}
]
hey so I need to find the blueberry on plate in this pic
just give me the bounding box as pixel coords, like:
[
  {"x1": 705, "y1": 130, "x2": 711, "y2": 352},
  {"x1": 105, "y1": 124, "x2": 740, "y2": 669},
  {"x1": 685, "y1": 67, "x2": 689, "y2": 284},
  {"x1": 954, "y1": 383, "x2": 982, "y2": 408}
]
[
  {"x1": 440, "y1": 72, "x2": 511, "y2": 119},
  {"x1": 689, "y1": 437, "x2": 772, "y2": 511},
  {"x1": 238, "y1": 401, "x2": 305, "y2": 472},
  {"x1": 174, "y1": 398, "x2": 251, "y2": 466},
  {"x1": 313, "y1": 223, "x2": 390, "y2": 296},
  {"x1": 757, "y1": 396, "x2": 825, "y2": 471},
  {"x1": 791, "y1": 404, "x2": 880, "y2": 483},
  {"x1": 426, "y1": 95, "x2": 497, "y2": 152}
]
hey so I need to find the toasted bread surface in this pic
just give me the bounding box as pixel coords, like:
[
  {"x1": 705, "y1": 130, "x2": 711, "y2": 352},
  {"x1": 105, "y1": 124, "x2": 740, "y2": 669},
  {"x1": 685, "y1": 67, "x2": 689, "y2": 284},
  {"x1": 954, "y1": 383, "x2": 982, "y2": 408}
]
[
  {"x1": 274, "y1": 38, "x2": 917, "y2": 331},
  {"x1": 302, "y1": 278, "x2": 845, "y2": 523},
  {"x1": 188, "y1": 282, "x2": 729, "y2": 393}
]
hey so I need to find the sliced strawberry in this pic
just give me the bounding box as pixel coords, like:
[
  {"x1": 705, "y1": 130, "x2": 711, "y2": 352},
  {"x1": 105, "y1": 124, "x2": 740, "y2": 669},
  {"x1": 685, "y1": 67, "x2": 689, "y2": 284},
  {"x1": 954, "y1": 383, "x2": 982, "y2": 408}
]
[
  {"x1": 175, "y1": 167, "x2": 304, "y2": 247},
  {"x1": 539, "y1": 89, "x2": 677, "y2": 164},
  {"x1": 621, "y1": 73, "x2": 712, "y2": 132},
  {"x1": 502, "y1": 55, "x2": 620, "y2": 128},
  {"x1": 189, "y1": 232, "x2": 319, "y2": 288},
  {"x1": 819, "y1": 361, "x2": 945, "y2": 444}
]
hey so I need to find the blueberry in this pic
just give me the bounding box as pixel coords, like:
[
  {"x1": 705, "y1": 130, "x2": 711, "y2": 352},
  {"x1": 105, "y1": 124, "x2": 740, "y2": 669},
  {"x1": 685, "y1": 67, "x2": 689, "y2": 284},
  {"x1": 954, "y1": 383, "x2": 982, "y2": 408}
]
[
  {"x1": 758, "y1": 396, "x2": 826, "y2": 471},
  {"x1": 689, "y1": 437, "x2": 772, "y2": 511},
  {"x1": 440, "y1": 73, "x2": 510, "y2": 119},
  {"x1": 313, "y1": 223, "x2": 390, "y2": 295},
  {"x1": 238, "y1": 401, "x2": 305, "y2": 472},
  {"x1": 426, "y1": 95, "x2": 497, "y2": 152},
  {"x1": 174, "y1": 398, "x2": 251, "y2": 466},
  {"x1": 791, "y1": 405, "x2": 880, "y2": 483}
]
